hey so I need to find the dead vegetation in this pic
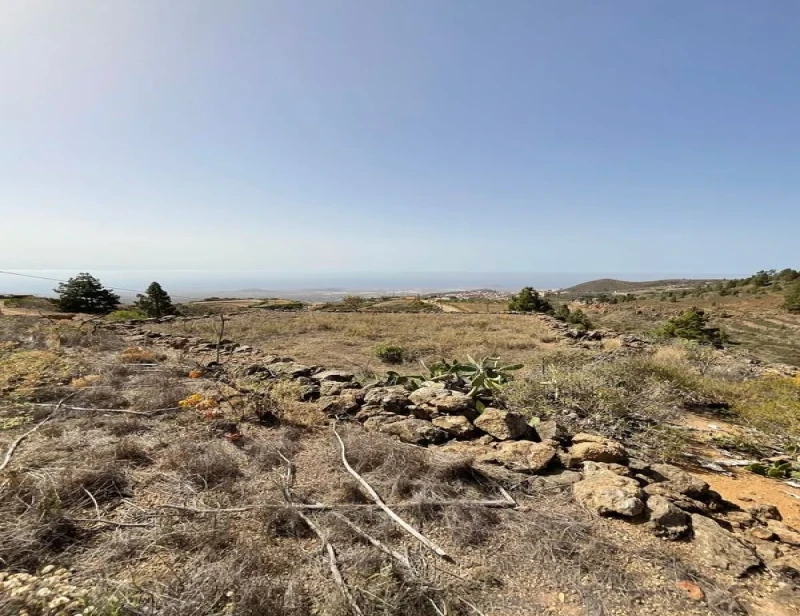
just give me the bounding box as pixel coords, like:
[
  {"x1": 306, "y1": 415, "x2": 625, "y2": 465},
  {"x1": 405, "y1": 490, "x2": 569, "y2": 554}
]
[
  {"x1": 150, "y1": 311, "x2": 556, "y2": 377},
  {"x1": 1, "y1": 314, "x2": 798, "y2": 615}
]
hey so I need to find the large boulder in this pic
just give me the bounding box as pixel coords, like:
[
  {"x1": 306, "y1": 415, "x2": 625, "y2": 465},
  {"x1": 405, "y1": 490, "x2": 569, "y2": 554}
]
[
  {"x1": 431, "y1": 415, "x2": 477, "y2": 439},
  {"x1": 409, "y1": 386, "x2": 473, "y2": 418},
  {"x1": 572, "y1": 470, "x2": 645, "y2": 517},
  {"x1": 646, "y1": 495, "x2": 691, "y2": 540},
  {"x1": 473, "y1": 408, "x2": 531, "y2": 440},
  {"x1": 649, "y1": 464, "x2": 710, "y2": 499},
  {"x1": 378, "y1": 418, "x2": 448, "y2": 445},
  {"x1": 690, "y1": 514, "x2": 760, "y2": 576},
  {"x1": 478, "y1": 441, "x2": 557, "y2": 473}
]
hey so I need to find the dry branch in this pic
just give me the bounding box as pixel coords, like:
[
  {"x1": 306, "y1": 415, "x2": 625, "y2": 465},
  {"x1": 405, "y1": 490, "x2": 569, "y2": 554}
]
[
  {"x1": 0, "y1": 393, "x2": 76, "y2": 473},
  {"x1": 277, "y1": 451, "x2": 364, "y2": 616},
  {"x1": 332, "y1": 422, "x2": 453, "y2": 562},
  {"x1": 327, "y1": 510, "x2": 411, "y2": 568}
]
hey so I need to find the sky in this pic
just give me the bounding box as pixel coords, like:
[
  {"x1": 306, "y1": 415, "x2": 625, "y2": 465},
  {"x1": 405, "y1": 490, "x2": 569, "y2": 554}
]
[{"x1": 1, "y1": 0, "x2": 799, "y2": 278}]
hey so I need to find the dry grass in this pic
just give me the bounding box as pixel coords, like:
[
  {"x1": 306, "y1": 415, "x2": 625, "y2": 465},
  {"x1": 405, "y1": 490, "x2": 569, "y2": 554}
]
[{"x1": 151, "y1": 311, "x2": 554, "y2": 377}]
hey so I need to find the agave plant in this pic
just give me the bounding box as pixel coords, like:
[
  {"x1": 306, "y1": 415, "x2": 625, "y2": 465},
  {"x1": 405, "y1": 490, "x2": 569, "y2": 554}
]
[{"x1": 385, "y1": 355, "x2": 522, "y2": 403}]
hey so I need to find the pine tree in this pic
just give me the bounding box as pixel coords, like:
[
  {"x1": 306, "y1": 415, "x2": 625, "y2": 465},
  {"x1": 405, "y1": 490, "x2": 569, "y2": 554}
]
[
  {"x1": 655, "y1": 307, "x2": 726, "y2": 347},
  {"x1": 55, "y1": 273, "x2": 121, "y2": 314},
  {"x1": 508, "y1": 287, "x2": 553, "y2": 313},
  {"x1": 134, "y1": 282, "x2": 177, "y2": 318}
]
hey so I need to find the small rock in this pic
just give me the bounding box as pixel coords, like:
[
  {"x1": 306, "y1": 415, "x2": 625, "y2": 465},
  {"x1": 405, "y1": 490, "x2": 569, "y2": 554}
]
[
  {"x1": 409, "y1": 387, "x2": 473, "y2": 417},
  {"x1": 767, "y1": 554, "x2": 800, "y2": 579},
  {"x1": 676, "y1": 580, "x2": 705, "y2": 602},
  {"x1": 320, "y1": 380, "x2": 361, "y2": 397},
  {"x1": 363, "y1": 414, "x2": 404, "y2": 431},
  {"x1": 643, "y1": 484, "x2": 712, "y2": 514},
  {"x1": 379, "y1": 418, "x2": 448, "y2": 445},
  {"x1": 362, "y1": 386, "x2": 410, "y2": 413},
  {"x1": 690, "y1": 514, "x2": 760, "y2": 576},
  {"x1": 319, "y1": 391, "x2": 363, "y2": 416},
  {"x1": 748, "y1": 526, "x2": 777, "y2": 541},
  {"x1": 766, "y1": 520, "x2": 800, "y2": 546},
  {"x1": 312, "y1": 370, "x2": 355, "y2": 382},
  {"x1": 534, "y1": 420, "x2": 569, "y2": 442},
  {"x1": 431, "y1": 415, "x2": 477, "y2": 439},
  {"x1": 646, "y1": 495, "x2": 691, "y2": 540},
  {"x1": 568, "y1": 440, "x2": 627, "y2": 466},
  {"x1": 478, "y1": 441, "x2": 557, "y2": 473},
  {"x1": 572, "y1": 470, "x2": 645, "y2": 517},
  {"x1": 747, "y1": 503, "x2": 782, "y2": 524},
  {"x1": 474, "y1": 408, "x2": 531, "y2": 440},
  {"x1": 527, "y1": 469, "x2": 583, "y2": 489},
  {"x1": 716, "y1": 510, "x2": 757, "y2": 530},
  {"x1": 649, "y1": 464, "x2": 710, "y2": 499},
  {"x1": 582, "y1": 461, "x2": 632, "y2": 477}
]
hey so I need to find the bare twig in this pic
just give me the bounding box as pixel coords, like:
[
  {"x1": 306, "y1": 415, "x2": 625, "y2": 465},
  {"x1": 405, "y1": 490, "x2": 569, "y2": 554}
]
[
  {"x1": 332, "y1": 422, "x2": 453, "y2": 562},
  {"x1": 277, "y1": 451, "x2": 363, "y2": 616},
  {"x1": 29, "y1": 403, "x2": 181, "y2": 416},
  {"x1": 1, "y1": 393, "x2": 76, "y2": 473},
  {"x1": 71, "y1": 518, "x2": 153, "y2": 528},
  {"x1": 327, "y1": 510, "x2": 411, "y2": 568},
  {"x1": 158, "y1": 498, "x2": 516, "y2": 515},
  {"x1": 83, "y1": 487, "x2": 101, "y2": 518}
]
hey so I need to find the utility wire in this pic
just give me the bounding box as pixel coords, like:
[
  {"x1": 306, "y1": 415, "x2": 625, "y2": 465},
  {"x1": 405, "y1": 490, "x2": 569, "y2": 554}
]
[{"x1": 0, "y1": 270, "x2": 201, "y2": 302}]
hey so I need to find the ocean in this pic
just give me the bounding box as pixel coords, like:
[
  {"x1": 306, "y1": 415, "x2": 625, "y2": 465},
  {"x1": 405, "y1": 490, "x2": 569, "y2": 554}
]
[{"x1": 0, "y1": 270, "x2": 728, "y2": 302}]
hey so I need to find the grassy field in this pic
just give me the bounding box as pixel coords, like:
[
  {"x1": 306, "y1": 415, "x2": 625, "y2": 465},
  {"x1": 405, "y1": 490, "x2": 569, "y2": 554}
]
[
  {"x1": 152, "y1": 311, "x2": 557, "y2": 377},
  {"x1": 586, "y1": 292, "x2": 800, "y2": 367}
]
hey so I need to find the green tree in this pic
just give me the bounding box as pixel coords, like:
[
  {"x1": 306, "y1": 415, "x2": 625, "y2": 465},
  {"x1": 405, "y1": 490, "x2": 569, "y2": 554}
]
[
  {"x1": 54, "y1": 273, "x2": 120, "y2": 314},
  {"x1": 134, "y1": 282, "x2": 177, "y2": 318},
  {"x1": 656, "y1": 307, "x2": 727, "y2": 347},
  {"x1": 784, "y1": 281, "x2": 800, "y2": 314},
  {"x1": 751, "y1": 270, "x2": 771, "y2": 287},
  {"x1": 508, "y1": 287, "x2": 553, "y2": 313}
]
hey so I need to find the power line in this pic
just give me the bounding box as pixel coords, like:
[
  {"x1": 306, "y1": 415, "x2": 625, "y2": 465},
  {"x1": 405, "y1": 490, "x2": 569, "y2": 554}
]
[{"x1": 0, "y1": 270, "x2": 200, "y2": 302}]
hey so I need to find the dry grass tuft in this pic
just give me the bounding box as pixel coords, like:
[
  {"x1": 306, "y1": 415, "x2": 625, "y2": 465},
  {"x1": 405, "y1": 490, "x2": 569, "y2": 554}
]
[
  {"x1": 114, "y1": 438, "x2": 153, "y2": 466},
  {"x1": 162, "y1": 440, "x2": 243, "y2": 489}
]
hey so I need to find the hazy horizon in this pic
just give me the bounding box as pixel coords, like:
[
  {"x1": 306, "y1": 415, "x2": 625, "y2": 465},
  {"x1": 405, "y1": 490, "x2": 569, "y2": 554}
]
[{"x1": 1, "y1": 269, "x2": 744, "y2": 300}]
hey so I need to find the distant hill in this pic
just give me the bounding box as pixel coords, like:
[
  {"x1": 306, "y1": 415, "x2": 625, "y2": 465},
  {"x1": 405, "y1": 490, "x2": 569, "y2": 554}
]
[{"x1": 561, "y1": 278, "x2": 720, "y2": 294}]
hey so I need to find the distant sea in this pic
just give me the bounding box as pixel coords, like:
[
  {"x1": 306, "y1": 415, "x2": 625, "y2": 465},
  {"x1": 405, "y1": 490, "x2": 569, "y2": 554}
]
[{"x1": 0, "y1": 270, "x2": 732, "y2": 302}]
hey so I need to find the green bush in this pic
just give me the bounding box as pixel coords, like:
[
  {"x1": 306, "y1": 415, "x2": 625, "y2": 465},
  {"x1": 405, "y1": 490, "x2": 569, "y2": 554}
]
[
  {"x1": 784, "y1": 281, "x2": 800, "y2": 314},
  {"x1": 655, "y1": 307, "x2": 727, "y2": 347},
  {"x1": 375, "y1": 344, "x2": 405, "y2": 365},
  {"x1": 508, "y1": 287, "x2": 553, "y2": 313},
  {"x1": 106, "y1": 309, "x2": 148, "y2": 322}
]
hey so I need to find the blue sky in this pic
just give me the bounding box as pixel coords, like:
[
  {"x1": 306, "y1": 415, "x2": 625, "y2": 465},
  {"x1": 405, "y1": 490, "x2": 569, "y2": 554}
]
[{"x1": 1, "y1": 1, "x2": 798, "y2": 276}]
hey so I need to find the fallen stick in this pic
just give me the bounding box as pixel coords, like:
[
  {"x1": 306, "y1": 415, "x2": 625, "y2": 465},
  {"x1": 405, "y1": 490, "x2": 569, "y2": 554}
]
[
  {"x1": 29, "y1": 403, "x2": 180, "y2": 416},
  {"x1": 332, "y1": 422, "x2": 453, "y2": 562},
  {"x1": 71, "y1": 518, "x2": 153, "y2": 528},
  {"x1": 0, "y1": 393, "x2": 75, "y2": 473},
  {"x1": 277, "y1": 451, "x2": 363, "y2": 616},
  {"x1": 327, "y1": 510, "x2": 411, "y2": 568},
  {"x1": 158, "y1": 499, "x2": 515, "y2": 515},
  {"x1": 295, "y1": 509, "x2": 364, "y2": 616}
]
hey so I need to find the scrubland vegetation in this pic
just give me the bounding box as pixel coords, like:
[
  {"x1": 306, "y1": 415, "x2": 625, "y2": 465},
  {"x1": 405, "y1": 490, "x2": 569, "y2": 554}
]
[{"x1": 2, "y1": 269, "x2": 799, "y2": 615}]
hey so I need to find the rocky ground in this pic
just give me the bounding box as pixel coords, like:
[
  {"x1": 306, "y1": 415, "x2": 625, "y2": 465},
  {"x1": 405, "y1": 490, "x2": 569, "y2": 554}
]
[{"x1": 1, "y1": 313, "x2": 799, "y2": 615}]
